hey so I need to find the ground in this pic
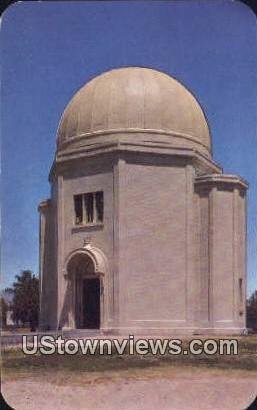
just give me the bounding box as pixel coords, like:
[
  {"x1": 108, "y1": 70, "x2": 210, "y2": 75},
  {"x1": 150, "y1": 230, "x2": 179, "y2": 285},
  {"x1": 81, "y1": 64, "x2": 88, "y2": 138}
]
[
  {"x1": 2, "y1": 368, "x2": 257, "y2": 410},
  {"x1": 1, "y1": 335, "x2": 257, "y2": 409}
]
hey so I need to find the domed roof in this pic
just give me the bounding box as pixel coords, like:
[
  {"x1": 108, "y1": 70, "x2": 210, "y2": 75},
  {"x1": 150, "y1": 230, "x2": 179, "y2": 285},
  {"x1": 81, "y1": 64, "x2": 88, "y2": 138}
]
[{"x1": 57, "y1": 67, "x2": 211, "y2": 155}]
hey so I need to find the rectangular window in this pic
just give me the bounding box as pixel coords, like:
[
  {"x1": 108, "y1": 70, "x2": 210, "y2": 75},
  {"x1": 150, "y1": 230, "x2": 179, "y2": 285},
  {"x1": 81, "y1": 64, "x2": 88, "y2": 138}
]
[
  {"x1": 85, "y1": 193, "x2": 94, "y2": 223},
  {"x1": 73, "y1": 191, "x2": 104, "y2": 225},
  {"x1": 74, "y1": 195, "x2": 83, "y2": 225},
  {"x1": 239, "y1": 278, "x2": 243, "y2": 303},
  {"x1": 95, "y1": 191, "x2": 104, "y2": 222}
]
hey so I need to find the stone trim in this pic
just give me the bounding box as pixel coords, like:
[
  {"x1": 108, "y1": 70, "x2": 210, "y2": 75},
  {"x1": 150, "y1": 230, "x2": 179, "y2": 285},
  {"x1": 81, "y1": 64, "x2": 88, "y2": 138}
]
[
  {"x1": 57, "y1": 127, "x2": 211, "y2": 152},
  {"x1": 64, "y1": 245, "x2": 108, "y2": 277},
  {"x1": 38, "y1": 199, "x2": 51, "y2": 212},
  {"x1": 195, "y1": 174, "x2": 248, "y2": 190},
  {"x1": 49, "y1": 145, "x2": 222, "y2": 181}
]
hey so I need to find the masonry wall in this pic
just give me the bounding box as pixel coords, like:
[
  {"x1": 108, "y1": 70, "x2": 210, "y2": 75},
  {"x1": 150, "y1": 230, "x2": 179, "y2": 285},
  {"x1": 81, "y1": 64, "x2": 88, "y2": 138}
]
[
  {"x1": 237, "y1": 189, "x2": 247, "y2": 326},
  {"x1": 194, "y1": 189, "x2": 211, "y2": 327},
  {"x1": 195, "y1": 184, "x2": 247, "y2": 331},
  {"x1": 211, "y1": 188, "x2": 235, "y2": 325},
  {"x1": 39, "y1": 201, "x2": 57, "y2": 330},
  {"x1": 57, "y1": 156, "x2": 115, "y2": 329},
  {"x1": 117, "y1": 157, "x2": 194, "y2": 331},
  {"x1": 40, "y1": 150, "x2": 247, "y2": 334},
  {"x1": 211, "y1": 187, "x2": 246, "y2": 329}
]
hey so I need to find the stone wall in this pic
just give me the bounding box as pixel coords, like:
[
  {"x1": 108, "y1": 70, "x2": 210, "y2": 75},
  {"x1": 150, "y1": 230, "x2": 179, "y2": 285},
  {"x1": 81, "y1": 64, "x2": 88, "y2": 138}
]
[{"x1": 117, "y1": 157, "x2": 190, "y2": 330}]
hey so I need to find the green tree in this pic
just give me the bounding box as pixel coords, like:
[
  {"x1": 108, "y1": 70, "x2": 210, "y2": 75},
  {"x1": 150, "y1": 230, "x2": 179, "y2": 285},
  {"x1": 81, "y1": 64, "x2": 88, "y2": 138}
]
[
  {"x1": 7, "y1": 270, "x2": 39, "y2": 331},
  {"x1": 247, "y1": 290, "x2": 257, "y2": 331},
  {"x1": 0, "y1": 296, "x2": 8, "y2": 328}
]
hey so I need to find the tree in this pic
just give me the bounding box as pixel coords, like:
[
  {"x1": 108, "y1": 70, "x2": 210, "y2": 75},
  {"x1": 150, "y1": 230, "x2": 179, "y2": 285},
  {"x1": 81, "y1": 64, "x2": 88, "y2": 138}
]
[
  {"x1": 0, "y1": 296, "x2": 8, "y2": 328},
  {"x1": 7, "y1": 270, "x2": 39, "y2": 331},
  {"x1": 247, "y1": 290, "x2": 257, "y2": 331}
]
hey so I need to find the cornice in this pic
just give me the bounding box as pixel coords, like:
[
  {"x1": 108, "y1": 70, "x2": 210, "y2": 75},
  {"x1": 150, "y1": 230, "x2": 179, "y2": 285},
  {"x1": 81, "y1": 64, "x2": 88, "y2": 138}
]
[
  {"x1": 48, "y1": 141, "x2": 221, "y2": 182},
  {"x1": 38, "y1": 199, "x2": 51, "y2": 212},
  {"x1": 195, "y1": 174, "x2": 248, "y2": 190},
  {"x1": 58, "y1": 128, "x2": 211, "y2": 153}
]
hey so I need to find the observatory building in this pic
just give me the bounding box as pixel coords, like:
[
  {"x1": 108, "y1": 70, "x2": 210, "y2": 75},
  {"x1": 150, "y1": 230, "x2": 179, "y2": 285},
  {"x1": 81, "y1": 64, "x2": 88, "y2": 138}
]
[{"x1": 39, "y1": 67, "x2": 247, "y2": 334}]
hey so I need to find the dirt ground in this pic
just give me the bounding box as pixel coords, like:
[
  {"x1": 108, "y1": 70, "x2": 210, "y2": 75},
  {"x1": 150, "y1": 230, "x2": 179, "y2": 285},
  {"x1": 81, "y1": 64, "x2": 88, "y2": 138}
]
[{"x1": 2, "y1": 368, "x2": 257, "y2": 410}]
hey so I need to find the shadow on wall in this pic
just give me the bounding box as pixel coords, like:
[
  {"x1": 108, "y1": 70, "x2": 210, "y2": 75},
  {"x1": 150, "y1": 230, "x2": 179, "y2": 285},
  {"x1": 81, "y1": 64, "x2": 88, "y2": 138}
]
[{"x1": 58, "y1": 278, "x2": 72, "y2": 330}]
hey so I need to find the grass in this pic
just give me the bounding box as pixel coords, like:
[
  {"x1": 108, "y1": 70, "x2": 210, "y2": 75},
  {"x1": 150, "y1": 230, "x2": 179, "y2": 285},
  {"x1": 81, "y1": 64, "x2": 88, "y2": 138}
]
[{"x1": 1, "y1": 335, "x2": 256, "y2": 384}]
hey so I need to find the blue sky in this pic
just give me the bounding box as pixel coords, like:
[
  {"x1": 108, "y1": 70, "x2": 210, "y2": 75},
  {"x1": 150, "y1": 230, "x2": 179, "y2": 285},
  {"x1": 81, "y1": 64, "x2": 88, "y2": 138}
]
[{"x1": 1, "y1": 1, "x2": 256, "y2": 295}]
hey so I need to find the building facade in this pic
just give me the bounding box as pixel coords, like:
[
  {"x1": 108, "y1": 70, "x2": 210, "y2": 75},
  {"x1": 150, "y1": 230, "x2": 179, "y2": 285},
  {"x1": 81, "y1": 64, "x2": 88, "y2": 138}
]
[{"x1": 39, "y1": 67, "x2": 248, "y2": 335}]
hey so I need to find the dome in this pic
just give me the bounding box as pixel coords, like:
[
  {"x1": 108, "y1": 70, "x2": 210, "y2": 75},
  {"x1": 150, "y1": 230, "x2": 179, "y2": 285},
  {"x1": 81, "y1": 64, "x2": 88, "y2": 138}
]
[{"x1": 57, "y1": 67, "x2": 211, "y2": 155}]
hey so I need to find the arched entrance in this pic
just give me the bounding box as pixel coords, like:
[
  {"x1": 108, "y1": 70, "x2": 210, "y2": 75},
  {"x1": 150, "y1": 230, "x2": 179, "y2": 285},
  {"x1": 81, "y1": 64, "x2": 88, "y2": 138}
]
[{"x1": 66, "y1": 250, "x2": 103, "y2": 329}]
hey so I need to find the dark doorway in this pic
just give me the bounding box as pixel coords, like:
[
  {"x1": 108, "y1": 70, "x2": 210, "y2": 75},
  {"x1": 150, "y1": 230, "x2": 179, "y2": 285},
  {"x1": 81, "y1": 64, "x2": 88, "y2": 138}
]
[{"x1": 82, "y1": 278, "x2": 100, "y2": 329}]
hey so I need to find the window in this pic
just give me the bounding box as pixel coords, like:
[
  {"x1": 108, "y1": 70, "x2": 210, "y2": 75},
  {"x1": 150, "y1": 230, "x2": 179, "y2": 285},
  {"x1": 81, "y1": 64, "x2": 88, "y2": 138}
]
[
  {"x1": 239, "y1": 278, "x2": 243, "y2": 303},
  {"x1": 95, "y1": 191, "x2": 104, "y2": 222},
  {"x1": 74, "y1": 195, "x2": 83, "y2": 225},
  {"x1": 74, "y1": 191, "x2": 104, "y2": 225},
  {"x1": 85, "y1": 193, "x2": 94, "y2": 223}
]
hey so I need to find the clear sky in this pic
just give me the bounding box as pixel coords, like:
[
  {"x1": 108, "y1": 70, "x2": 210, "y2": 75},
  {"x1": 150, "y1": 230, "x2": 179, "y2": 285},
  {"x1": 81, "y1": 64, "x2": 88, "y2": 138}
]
[{"x1": 1, "y1": 1, "x2": 256, "y2": 295}]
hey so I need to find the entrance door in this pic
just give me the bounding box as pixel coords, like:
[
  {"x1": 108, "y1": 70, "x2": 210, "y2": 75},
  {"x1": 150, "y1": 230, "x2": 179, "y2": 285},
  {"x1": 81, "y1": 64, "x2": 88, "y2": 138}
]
[{"x1": 82, "y1": 278, "x2": 100, "y2": 329}]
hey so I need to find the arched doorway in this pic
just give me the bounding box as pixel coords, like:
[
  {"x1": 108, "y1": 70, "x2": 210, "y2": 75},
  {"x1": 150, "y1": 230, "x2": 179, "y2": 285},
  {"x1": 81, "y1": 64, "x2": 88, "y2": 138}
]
[{"x1": 67, "y1": 252, "x2": 101, "y2": 329}]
